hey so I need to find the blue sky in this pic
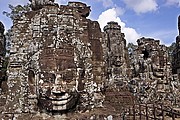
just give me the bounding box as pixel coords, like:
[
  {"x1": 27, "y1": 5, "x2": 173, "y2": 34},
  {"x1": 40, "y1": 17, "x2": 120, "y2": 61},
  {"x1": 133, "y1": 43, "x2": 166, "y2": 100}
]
[{"x1": 0, "y1": 0, "x2": 180, "y2": 46}]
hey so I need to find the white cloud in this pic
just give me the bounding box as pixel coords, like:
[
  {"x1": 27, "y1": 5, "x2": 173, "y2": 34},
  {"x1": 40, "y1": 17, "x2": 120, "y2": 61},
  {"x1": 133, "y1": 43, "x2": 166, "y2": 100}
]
[
  {"x1": 97, "y1": 8, "x2": 124, "y2": 28},
  {"x1": 165, "y1": 0, "x2": 180, "y2": 6},
  {"x1": 123, "y1": 27, "x2": 141, "y2": 44},
  {"x1": 97, "y1": 8, "x2": 141, "y2": 44},
  {"x1": 114, "y1": 6, "x2": 125, "y2": 16},
  {"x1": 123, "y1": 0, "x2": 158, "y2": 14}
]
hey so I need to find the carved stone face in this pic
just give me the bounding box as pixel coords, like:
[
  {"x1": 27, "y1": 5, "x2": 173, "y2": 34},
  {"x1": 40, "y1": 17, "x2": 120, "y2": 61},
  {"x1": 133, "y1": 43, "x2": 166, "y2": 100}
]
[
  {"x1": 37, "y1": 46, "x2": 79, "y2": 111},
  {"x1": 113, "y1": 54, "x2": 123, "y2": 66},
  {"x1": 38, "y1": 70, "x2": 79, "y2": 111}
]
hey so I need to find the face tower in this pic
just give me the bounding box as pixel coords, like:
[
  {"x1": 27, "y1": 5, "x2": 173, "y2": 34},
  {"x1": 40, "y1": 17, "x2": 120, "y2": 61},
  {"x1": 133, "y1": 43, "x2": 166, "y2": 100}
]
[
  {"x1": 4, "y1": 1, "x2": 104, "y2": 116},
  {"x1": 103, "y1": 21, "x2": 130, "y2": 87}
]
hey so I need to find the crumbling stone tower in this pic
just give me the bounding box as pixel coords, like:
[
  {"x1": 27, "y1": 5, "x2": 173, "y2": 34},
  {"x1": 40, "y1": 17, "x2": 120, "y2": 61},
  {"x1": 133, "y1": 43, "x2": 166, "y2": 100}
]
[
  {"x1": 101, "y1": 22, "x2": 134, "y2": 113},
  {"x1": 129, "y1": 37, "x2": 178, "y2": 104},
  {"x1": 4, "y1": 1, "x2": 104, "y2": 116},
  {"x1": 103, "y1": 22, "x2": 130, "y2": 87}
]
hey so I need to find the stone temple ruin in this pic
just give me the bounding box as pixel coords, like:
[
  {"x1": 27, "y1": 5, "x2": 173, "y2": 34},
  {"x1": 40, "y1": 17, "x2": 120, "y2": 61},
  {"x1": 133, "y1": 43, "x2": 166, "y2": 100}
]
[
  {"x1": 0, "y1": 0, "x2": 179, "y2": 119},
  {"x1": 129, "y1": 38, "x2": 179, "y2": 104}
]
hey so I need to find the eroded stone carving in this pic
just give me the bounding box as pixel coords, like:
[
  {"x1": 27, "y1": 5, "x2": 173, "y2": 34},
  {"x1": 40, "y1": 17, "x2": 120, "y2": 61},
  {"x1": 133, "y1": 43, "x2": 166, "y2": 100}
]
[
  {"x1": 38, "y1": 45, "x2": 79, "y2": 111},
  {"x1": 103, "y1": 22, "x2": 130, "y2": 88},
  {"x1": 129, "y1": 37, "x2": 179, "y2": 107},
  {"x1": 2, "y1": 2, "x2": 105, "y2": 118}
]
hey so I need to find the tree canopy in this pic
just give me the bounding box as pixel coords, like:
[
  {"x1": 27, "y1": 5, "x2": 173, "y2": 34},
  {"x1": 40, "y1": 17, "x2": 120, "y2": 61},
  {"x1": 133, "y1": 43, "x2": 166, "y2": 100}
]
[{"x1": 3, "y1": 4, "x2": 31, "y2": 20}]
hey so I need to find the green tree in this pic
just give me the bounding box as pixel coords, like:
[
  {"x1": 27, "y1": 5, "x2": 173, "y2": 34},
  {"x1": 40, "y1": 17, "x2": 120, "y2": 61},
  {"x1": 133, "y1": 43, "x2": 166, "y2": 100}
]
[{"x1": 3, "y1": 4, "x2": 31, "y2": 20}]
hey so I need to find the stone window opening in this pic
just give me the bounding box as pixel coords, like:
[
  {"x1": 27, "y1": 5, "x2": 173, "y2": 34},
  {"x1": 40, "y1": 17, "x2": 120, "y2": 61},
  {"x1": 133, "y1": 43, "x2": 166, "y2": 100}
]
[
  {"x1": 28, "y1": 70, "x2": 36, "y2": 94},
  {"x1": 28, "y1": 70, "x2": 35, "y2": 84},
  {"x1": 142, "y1": 49, "x2": 149, "y2": 60}
]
